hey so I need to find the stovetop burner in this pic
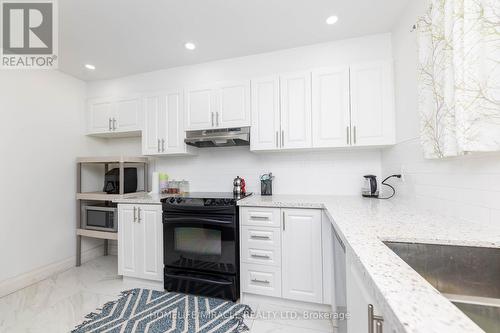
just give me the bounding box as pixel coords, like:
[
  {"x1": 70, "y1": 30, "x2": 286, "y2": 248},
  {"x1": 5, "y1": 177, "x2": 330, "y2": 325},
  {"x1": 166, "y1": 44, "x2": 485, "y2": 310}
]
[{"x1": 161, "y1": 192, "x2": 252, "y2": 207}]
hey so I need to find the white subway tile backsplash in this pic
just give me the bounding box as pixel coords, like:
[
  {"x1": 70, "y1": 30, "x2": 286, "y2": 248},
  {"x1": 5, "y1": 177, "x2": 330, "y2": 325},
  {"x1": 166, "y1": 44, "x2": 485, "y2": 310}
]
[{"x1": 383, "y1": 138, "x2": 500, "y2": 225}]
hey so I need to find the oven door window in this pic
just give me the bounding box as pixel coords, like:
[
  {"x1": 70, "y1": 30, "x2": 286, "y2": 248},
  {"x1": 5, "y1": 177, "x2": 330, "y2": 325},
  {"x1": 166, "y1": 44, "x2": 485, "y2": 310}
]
[
  {"x1": 164, "y1": 215, "x2": 237, "y2": 275},
  {"x1": 175, "y1": 228, "x2": 221, "y2": 256}
]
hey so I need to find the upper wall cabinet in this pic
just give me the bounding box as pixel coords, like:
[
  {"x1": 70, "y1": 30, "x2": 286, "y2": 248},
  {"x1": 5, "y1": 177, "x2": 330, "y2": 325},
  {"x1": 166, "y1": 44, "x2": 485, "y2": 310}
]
[
  {"x1": 185, "y1": 80, "x2": 251, "y2": 131},
  {"x1": 251, "y1": 62, "x2": 395, "y2": 151},
  {"x1": 250, "y1": 76, "x2": 281, "y2": 150},
  {"x1": 349, "y1": 61, "x2": 395, "y2": 146},
  {"x1": 280, "y1": 72, "x2": 312, "y2": 149},
  {"x1": 87, "y1": 95, "x2": 143, "y2": 137},
  {"x1": 142, "y1": 91, "x2": 193, "y2": 156},
  {"x1": 312, "y1": 66, "x2": 351, "y2": 148},
  {"x1": 250, "y1": 72, "x2": 312, "y2": 151}
]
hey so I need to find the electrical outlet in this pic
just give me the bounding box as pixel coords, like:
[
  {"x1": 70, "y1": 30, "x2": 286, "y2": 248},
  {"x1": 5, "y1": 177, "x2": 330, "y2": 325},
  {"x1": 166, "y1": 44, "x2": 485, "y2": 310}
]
[{"x1": 400, "y1": 165, "x2": 406, "y2": 182}]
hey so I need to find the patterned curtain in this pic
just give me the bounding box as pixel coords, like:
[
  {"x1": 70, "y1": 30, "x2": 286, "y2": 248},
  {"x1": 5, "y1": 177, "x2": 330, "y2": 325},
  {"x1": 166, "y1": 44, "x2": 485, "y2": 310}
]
[{"x1": 418, "y1": 0, "x2": 500, "y2": 159}]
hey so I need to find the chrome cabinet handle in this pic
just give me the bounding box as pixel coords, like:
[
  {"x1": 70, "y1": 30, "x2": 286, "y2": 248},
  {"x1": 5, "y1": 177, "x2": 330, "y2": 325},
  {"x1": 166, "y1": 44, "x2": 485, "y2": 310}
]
[
  {"x1": 157, "y1": 139, "x2": 161, "y2": 153},
  {"x1": 133, "y1": 207, "x2": 137, "y2": 222},
  {"x1": 281, "y1": 130, "x2": 284, "y2": 148},
  {"x1": 282, "y1": 211, "x2": 285, "y2": 231},
  {"x1": 250, "y1": 235, "x2": 270, "y2": 240},
  {"x1": 113, "y1": 118, "x2": 117, "y2": 130},
  {"x1": 137, "y1": 207, "x2": 141, "y2": 223},
  {"x1": 251, "y1": 254, "x2": 270, "y2": 259},
  {"x1": 249, "y1": 215, "x2": 269, "y2": 220},
  {"x1": 368, "y1": 304, "x2": 384, "y2": 333},
  {"x1": 353, "y1": 126, "x2": 357, "y2": 145},
  {"x1": 276, "y1": 131, "x2": 279, "y2": 148},
  {"x1": 346, "y1": 126, "x2": 350, "y2": 145},
  {"x1": 251, "y1": 278, "x2": 270, "y2": 284},
  {"x1": 162, "y1": 139, "x2": 165, "y2": 152},
  {"x1": 109, "y1": 118, "x2": 112, "y2": 131},
  {"x1": 217, "y1": 112, "x2": 220, "y2": 127},
  {"x1": 376, "y1": 321, "x2": 383, "y2": 333},
  {"x1": 211, "y1": 112, "x2": 214, "y2": 127}
]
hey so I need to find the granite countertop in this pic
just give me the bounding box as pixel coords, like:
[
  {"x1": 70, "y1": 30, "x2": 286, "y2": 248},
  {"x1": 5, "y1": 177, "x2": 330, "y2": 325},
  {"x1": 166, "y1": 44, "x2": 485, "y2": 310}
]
[
  {"x1": 113, "y1": 193, "x2": 173, "y2": 204},
  {"x1": 238, "y1": 194, "x2": 500, "y2": 333}
]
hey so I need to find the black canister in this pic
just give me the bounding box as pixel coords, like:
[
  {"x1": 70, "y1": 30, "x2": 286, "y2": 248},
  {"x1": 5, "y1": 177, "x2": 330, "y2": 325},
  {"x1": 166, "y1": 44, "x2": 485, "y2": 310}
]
[{"x1": 260, "y1": 173, "x2": 274, "y2": 196}]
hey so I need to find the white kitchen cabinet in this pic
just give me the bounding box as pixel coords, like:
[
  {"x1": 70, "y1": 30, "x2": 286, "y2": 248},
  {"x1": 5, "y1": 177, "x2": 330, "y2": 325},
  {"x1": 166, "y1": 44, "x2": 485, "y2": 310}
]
[
  {"x1": 185, "y1": 80, "x2": 251, "y2": 131},
  {"x1": 114, "y1": 96, "x2": 142, "y2": 133},
  {"x1": 118, "y1": 204, "x2": 163, "y2": 282},
  {"x1": 346, "y1": 252, "x2": 386, "y2": 333},
  {"x1": 215, "y1": 81, "x2": 251, "y2": 128},
  {"x1": 87, "y1": 98, "x2": 114, "y2": 134},
  {"x1": 350, "y1": 61, "x2": 395, "y2": 146},
  {"x1": 250, "y1": 76, "x2": 281, "y2": 150},
  {"x1": 282, "y1": 208, "x2": 323, "y2": 303},
  {"x1": 312, "y1": 67, "x2": 351, "y2": 148},
  {"x1": 240, "y1": 207, "x2": 326, "y2": 305},
  {"x1": 280, "y1": 72, "x2": 312, "y2": 149},
  {"x1": 250, "y1": 72, "x2": 312, "y2": 151},
  {"x1": 142, "y1": 91, "x2": 191, "y2": 155},
  {"x1": 185, "y1": 86, "x2": 214, "y2": 130},
  {"x1": 87, "y1": 95, "x2": 142, "y2": 136}
]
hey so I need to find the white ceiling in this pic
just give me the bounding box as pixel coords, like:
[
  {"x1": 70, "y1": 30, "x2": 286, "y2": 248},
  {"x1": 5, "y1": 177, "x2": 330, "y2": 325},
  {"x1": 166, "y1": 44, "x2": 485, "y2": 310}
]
[{"x1": 59, "y1": 0, "x2": 410, "y2": 81}]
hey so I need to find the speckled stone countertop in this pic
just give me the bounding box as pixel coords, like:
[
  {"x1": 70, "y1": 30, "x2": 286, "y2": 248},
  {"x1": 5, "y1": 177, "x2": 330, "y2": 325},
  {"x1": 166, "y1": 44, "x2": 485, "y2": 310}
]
[
  {"x1": 113, "y1": 193, "x2": 173, "y2": 204},
  {"x1": 238, "y1": 194, "x2": 500, "y2": 333}
]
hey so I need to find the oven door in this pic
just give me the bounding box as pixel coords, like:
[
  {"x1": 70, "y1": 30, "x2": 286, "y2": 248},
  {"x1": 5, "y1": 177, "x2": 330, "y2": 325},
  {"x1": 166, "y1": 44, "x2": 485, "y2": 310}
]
[{"x1": 163, "y1": 214, "x2": 237, "y2": 275}]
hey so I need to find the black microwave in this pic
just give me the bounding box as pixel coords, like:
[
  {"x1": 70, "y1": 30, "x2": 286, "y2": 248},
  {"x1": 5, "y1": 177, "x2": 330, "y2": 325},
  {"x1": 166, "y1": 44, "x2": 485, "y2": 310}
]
[{"x1": 82, "y1": 204, "x2": 118, "y2": 232}]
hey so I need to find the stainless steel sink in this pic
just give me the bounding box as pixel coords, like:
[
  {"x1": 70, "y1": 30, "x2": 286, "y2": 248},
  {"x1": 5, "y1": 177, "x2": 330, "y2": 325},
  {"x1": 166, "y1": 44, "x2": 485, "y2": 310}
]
[{"x1": 384, "y1": 241, "x2": 500, "y2": 333}]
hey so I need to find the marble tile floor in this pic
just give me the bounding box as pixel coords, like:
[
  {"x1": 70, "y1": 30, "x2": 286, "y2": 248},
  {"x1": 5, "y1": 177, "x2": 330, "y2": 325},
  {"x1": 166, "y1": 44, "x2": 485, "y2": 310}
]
[{"x1": 0, "y1": 256, "x2": 335, "y2": 333}]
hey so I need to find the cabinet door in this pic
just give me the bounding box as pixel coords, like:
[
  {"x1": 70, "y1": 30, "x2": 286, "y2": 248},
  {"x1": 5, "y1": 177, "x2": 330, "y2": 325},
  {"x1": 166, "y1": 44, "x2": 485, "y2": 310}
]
[
  {"x1": 137, "y1": 205, "x2": 163, "y2": 281},
  {"x1": 185, "y1": 87, "x2": 214, "y2": 130},
  {"x1": 87, "y1": 98, "x2": 113, "y2": 133},
  {"x1": 114, "y1": 96, "x2": 142, "y2": 132},
  {"x1": 164, "y1": 91, "x2": 186, "y2": 153},
  {"x1": 350, "y1": 62, "x2": 395, "y2": 146},
  {"x1": 250, "y1": 76, "x2": 281, "y2": 151},
  {"x1": 346, "y1": 253, "x2": 384, "y2": 333},
  {"x1": 280, "y1": 72, "x2": 312, "y2": 149},
  {"x1": 312, "y1": 67, "x2": 351, "y2": 148},
  {"x1": 282, "y1": 209, "x2": 323, "y2": 303},
  {"x1": 142, "y1": 94, "x2": 162, "y2": 155},
  {"x1": 118, "y1": 205, "x2": 139, "y2": 278},
  {"x1": 215, "y1": 80, "x2": 251, "y2": 128}
]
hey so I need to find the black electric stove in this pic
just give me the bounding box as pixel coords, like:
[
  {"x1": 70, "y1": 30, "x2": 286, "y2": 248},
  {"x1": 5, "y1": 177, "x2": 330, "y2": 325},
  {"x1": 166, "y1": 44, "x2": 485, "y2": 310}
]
[{"x1": 161, "y1": 192, "x2": 251, "y2": 301}]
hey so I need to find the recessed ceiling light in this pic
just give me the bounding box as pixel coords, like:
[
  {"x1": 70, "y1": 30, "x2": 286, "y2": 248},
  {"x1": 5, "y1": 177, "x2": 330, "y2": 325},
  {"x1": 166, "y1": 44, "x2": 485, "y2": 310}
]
[
  {"x1": 326, "y1": 15, "x2": 339, "y2": 25},
  {"x1": 85, "y1": 64, "x2": 96, "y2": 70},
  {"x1": 184, "y1": 42, "x2": 196, "y2": 50}
]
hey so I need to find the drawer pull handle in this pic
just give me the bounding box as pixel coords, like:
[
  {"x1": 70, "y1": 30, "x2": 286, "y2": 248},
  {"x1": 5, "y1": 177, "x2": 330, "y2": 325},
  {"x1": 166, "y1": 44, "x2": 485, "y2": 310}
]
[
  {"x1": 250, "y1": 235, "x2": 270, "y2": 240},
  {"x1": 249, "y1": 215, "x2": 269, "y2": 220},
  {"x1": 251, "y1": 278, "x2": 270, "y2": 284},
  {"x1": 251, "y1": 254, "x2": 270, "y2": 259}
]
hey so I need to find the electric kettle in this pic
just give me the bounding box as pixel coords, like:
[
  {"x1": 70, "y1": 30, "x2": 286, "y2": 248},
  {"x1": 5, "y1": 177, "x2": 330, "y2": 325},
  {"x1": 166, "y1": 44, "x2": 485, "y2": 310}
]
[{"x1": 362, "y1": 175, "x2": 379, "y2": 198}]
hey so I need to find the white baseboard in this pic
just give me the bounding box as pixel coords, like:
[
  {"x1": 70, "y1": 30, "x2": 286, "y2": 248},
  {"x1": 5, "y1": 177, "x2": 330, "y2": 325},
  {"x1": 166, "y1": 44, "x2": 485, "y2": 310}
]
[{"x1": 0, "y1": 245, "x2": 107, "y2": 298}]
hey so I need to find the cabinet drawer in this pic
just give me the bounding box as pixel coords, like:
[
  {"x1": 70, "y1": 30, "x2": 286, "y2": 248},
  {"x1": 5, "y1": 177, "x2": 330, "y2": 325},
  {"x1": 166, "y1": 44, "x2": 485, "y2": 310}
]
[
  {"x1": 240, "y1": 207, "x2": 281, "y2": 228},
  {"x1": 241, "y1": 263, "x2": 281, "y2": 298},
  {"x1": 241, "y1": 226, "x2": 281, "y2": 266}
]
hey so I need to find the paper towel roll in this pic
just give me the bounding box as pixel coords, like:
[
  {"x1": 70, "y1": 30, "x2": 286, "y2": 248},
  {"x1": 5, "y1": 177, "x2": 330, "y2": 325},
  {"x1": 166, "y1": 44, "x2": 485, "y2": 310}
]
[{"x1": 151, "y1": 172, "x2": 160, "y2": 194}]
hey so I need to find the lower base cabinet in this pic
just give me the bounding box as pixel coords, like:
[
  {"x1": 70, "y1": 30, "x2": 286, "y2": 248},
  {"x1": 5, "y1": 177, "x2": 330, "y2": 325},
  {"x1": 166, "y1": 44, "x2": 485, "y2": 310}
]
[
  {"x1": 118, "y1": 204, "x2": 163, "y2": 282},
  {"x1": 240, "y1": 207, "x2": 325, "y2": 304},
  {"x1": 346, "y1": 252, "x2": 386, "y2": 333}
]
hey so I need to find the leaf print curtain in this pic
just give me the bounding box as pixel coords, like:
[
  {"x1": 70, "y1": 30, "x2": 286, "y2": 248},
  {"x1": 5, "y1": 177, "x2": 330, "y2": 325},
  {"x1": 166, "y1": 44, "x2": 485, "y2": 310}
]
[{"x1": 418, "y1": 0, "x2": 500, "y2": 159}]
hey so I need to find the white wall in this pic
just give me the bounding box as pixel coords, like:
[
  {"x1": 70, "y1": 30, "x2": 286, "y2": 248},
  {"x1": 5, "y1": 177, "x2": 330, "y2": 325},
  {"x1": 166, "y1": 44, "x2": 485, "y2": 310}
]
[
  {"x1": 382, "y1": 0, "x2": 500, "y2": 224},
  {"x1": 88, "y1": 34, "x2": 393, "y2": 194},
  {"x1": 0, "y1": 71, "x2": 107, "y2": 286}
]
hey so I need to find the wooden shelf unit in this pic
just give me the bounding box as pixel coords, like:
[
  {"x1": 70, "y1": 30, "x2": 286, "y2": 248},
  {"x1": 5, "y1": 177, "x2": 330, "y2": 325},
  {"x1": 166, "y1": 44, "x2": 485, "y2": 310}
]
[{"x1": 76, "y1": 156, "x2": 148, "y2": 266}]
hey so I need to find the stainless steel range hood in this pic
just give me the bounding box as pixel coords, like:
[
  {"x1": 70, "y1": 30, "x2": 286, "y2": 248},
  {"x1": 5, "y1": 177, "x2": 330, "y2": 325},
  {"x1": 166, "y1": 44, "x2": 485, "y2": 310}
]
[{"x1": 184, "y1": 127, "x2": 250, "y2": 148}]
